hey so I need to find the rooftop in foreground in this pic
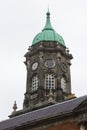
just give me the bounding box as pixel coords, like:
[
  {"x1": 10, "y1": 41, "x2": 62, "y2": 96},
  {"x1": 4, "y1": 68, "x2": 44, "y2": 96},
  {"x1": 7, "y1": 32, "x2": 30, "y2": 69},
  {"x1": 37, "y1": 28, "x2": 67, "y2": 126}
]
[{"x1": 0, "y1": 95, "x2": 87, "y2": 130}]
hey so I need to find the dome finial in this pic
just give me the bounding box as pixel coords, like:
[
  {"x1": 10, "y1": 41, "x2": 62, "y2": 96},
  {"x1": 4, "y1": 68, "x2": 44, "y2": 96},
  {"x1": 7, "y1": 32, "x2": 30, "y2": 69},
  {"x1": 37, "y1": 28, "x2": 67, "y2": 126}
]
[
  {"x1": 42, "y1": 9, "x2": 52, "y2": 31},
  {"x1": 46, "y1": 6, "x2": 50, "y2": 18},
  {"x1": 48, "y1": 4, "x2": 49, "y2": 12}
]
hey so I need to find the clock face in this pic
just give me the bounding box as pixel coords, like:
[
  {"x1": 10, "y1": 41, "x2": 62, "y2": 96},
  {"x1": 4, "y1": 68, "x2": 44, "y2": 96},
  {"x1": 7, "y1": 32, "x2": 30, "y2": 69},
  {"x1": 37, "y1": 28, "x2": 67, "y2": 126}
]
[
  {"x1": 45, "y1": 59, "x2": 55, "y2": 68},
  {"x1": 32, "y1": 62, "x2": 38, "y2": 70}
]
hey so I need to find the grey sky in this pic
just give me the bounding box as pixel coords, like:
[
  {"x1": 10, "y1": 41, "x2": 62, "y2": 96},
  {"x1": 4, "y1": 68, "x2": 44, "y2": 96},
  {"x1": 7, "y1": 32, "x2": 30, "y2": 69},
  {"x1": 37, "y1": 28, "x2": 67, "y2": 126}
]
[{"x1": 0, "y1": 0, "x2": 87, "y2": 120}]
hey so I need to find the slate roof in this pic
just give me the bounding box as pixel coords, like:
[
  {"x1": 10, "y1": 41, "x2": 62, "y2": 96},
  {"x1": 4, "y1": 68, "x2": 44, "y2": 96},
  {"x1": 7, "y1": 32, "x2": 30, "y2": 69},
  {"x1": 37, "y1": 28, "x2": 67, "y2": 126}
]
[{"x1": 0, "y1": 95, "x2": 87, "y2": 130}]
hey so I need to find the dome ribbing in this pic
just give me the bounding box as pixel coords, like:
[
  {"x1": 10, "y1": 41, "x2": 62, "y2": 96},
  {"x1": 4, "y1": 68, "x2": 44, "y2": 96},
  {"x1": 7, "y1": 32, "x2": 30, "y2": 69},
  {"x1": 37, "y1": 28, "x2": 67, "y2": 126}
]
[{"x1": 32, "y1": 11, "x2": 65, "y2": 46}]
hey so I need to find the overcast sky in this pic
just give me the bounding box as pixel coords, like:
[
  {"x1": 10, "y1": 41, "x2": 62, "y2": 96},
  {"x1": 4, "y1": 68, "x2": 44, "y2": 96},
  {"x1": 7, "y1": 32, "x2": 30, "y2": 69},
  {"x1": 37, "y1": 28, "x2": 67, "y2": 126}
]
[{"x1": 0, "y1": 0, "x2": 87, "y2": 121}]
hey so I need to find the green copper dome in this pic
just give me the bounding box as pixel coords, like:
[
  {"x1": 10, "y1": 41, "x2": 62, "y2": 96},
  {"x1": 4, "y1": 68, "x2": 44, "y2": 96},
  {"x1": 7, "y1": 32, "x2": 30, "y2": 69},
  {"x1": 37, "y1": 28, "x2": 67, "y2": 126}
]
[{"x1": 32, "y1": 11, "x2": 65, "y2": 46}]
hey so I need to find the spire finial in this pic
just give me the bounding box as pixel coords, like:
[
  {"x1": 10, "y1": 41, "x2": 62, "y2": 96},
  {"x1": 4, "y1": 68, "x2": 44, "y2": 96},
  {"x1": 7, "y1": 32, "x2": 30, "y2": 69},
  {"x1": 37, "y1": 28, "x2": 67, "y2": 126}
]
[
  {"x1": 12, "y1": 101, "x2": 17, "y2": 114},
  {"x1": 42, "y1": 9, "x2": 53, "y2": 31},
  {"x1": 46, "y1": 6, "x2": 50, "y2": 18},
  {"x1": 48, "y1": 4, "x2": 49, "y2": 12}
]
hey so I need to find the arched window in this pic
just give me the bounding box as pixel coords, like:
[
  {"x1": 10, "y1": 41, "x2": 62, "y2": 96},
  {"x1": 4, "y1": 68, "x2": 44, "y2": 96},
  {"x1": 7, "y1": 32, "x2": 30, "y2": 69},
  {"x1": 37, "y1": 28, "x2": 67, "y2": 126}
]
[
  {"x1": 45, "y1": 74, "x2": 55, "y2": 89},
  {"x1": 32, "y1": 76, "x2": 38, "y2": 92},
  {"x1": 61, "y1": 77, "x2": 66, "y2": 92}
]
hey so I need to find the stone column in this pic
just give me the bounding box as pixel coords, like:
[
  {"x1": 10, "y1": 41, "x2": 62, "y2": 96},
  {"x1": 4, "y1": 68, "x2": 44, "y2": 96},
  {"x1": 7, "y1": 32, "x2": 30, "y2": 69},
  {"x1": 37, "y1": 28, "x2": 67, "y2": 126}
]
[{"x1": 80, "y1": 124, "x2": 85, "y2": 130}]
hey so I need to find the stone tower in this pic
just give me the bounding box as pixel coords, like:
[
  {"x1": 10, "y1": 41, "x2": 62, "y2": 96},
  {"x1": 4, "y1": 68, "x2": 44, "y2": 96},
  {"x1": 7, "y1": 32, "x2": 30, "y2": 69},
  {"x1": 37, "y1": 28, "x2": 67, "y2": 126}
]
[
  {"x1": 1, "y1": 11, "x2": 87, "y2": 130},
  {"x1": 23, "y1": 11, "x2": 73, "y2": 111}
]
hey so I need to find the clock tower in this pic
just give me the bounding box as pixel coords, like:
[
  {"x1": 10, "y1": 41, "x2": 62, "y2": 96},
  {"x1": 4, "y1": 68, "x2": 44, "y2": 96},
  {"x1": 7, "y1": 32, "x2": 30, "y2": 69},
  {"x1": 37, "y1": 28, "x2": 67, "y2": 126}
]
[
  {"x1": 23, "y1": 11, "x2": 74, "y2": 111},
  {"x1": 1, "y1": 10, "x2": 87, "y2": 130}
]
